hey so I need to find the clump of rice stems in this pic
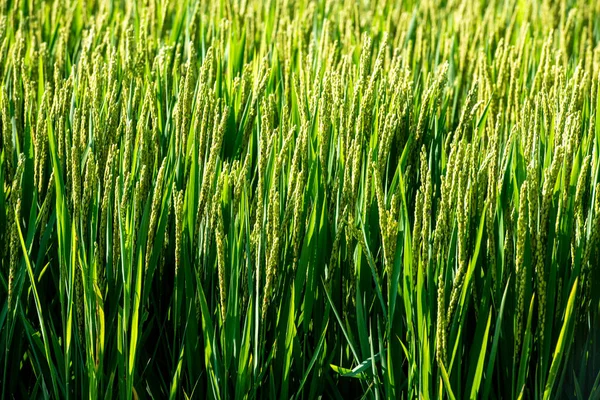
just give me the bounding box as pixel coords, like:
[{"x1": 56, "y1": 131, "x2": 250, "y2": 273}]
[
  {"x1": 536, "y1": 144, "x2": 564, "y2": 344},
  {"x1": 7, "y1": 154, "x2": 25, "y2": 314},
  {"x1": 195, "y1": 105, "x2": 229, "y2": 250},
  {"x1": 373, "y1": 162, "x2": 398, "y2": 282},
  {"x1": 447, "y1": 143, "x2": 471, "y2": 325},
  {"x1": 486, "y1": 118, "x2": 500, "y2": 286},
  {"x1": 34, "y1": 92, "x2": 49, "y2": 195},
  {"x1": 39, "y1": 171, "x2": 55, "y2": 231},
  {"x1": 456, "y1": 83, "x2": 482, "y2": 142},
  {"x1": 582, "y1": 183, "x2": 600, "y2": 315},
  {"x1": 377, "y1": 112, "x2": 399, "y2": 175},
  {"x1": 411, "y1": 148, "x2": 432, "y2": 280},
  {"x1": 436, "y1": 268, "x2": 447, "y2": 367},
  {"x1": 1, "y1": 89, "x2": 12, "y2": 180},
  {"x1": 292, "y1": 167, "x2": 306, "y2": 271},
  {"x1": 262, "y1": 189, "x2": 280, "y2": 321},
  {"x1": 134, "y1": 166, "x2": 149, "y2": 252},
  {"x1": 433, "y1": 142, "x2": 458, "y2": 268},
  {"x1": 417, "y1": 62, "x2": 448, "y2": 150},
  {"x1": 572, "y1": 156, "x2": 590, "y2": 260},
  {"x1": 412, "y1": 190, "x2": 423, "y2": 282},
  {"x1": 145, "y1": 158, "x2": 167, "y2": 271},
  {"x1": 4, "y1": 1, "x2": 600, "y2": 398},
  {"x1": 82, "y1": 152, "x2": 97, "y2": 240},
  {"x1": 515, "y1": 180, "x2": 528, "y2": 354},
  {"x1": 75, "y1": 258, "x2": 85, "y2": 341},
  {"x1": 420, "y1": 147, "x2": 432, "y2": 269},
  {"x1": 71, "y1": 144, "x2": 82, "y2": 217},
  {"x1": 174, "y1": 189, "x2": 184, "y2": 278},
  {"x1": 318, "y1": 73, "x2": 332, "y2": 185},
  {"x1": 100, "y1": 145, "x2": 117, "y2": 268},
  {"x1": 212, "y1": 164, "x2": 228, "y2": 321}
]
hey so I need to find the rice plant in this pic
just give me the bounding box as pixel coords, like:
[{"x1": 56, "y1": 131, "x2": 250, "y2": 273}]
[{"x1": 1, "y1": 0, "x2": 600, "y2": 398}]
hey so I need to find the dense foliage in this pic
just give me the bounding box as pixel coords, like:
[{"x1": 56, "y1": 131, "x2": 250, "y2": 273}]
[{"x1": 1, "y1": 0, "x2": 600, "y2": 398}]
